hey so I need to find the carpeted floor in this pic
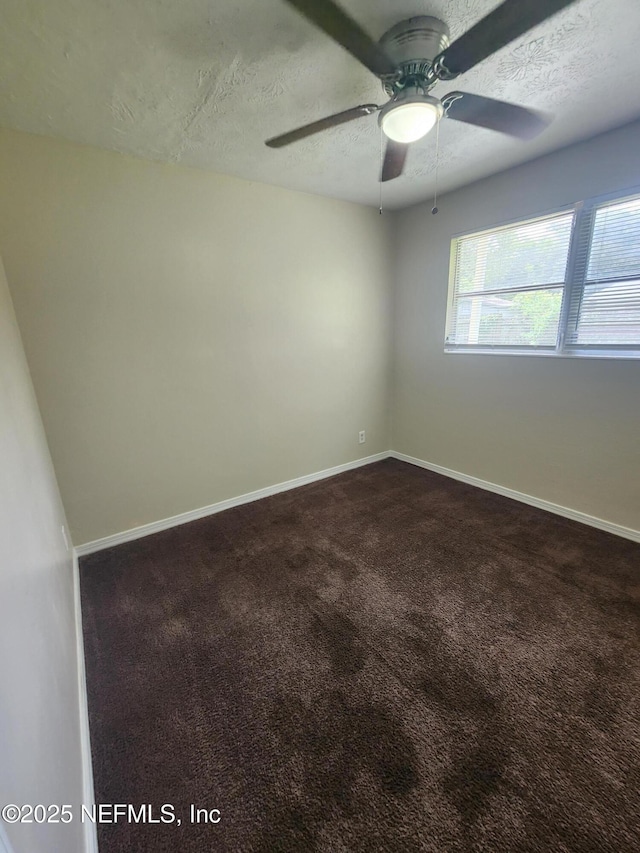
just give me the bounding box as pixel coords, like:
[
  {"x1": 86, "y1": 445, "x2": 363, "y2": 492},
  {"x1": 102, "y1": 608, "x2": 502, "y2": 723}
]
[{"x1": 80, "y1": 459, "x2": 640, "y2": 852}]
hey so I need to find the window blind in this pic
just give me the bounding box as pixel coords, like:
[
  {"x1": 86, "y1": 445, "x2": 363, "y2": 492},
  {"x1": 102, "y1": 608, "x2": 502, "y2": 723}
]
[
  {"x1": 567, "y1": 195, "x2": 640, "y2": 346},
  {"x1": 447, "y1": 211, "x2": 574, "y2": 348}
]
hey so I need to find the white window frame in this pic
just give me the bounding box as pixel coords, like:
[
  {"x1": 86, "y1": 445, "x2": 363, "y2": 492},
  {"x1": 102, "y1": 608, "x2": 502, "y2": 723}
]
[{"x1": 444, "y1": 186, "x2": 640, "y2": 360}]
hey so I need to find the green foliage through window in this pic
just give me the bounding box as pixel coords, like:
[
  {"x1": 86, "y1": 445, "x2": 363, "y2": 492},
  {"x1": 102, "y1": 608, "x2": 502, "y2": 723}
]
[{"x1": 446, "y1": 190, "x2": 640, "y2": 357}]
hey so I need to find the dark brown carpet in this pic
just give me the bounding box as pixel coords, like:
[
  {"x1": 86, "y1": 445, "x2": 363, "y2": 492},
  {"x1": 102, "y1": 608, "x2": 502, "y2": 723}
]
[{"x1": 80, "y1": 459, "x2": 640, "y2": 852}]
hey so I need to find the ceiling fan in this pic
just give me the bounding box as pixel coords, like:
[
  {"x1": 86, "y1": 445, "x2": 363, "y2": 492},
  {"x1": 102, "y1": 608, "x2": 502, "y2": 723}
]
[{"x1": 265, "y1": 0, "x2": 580, "y2": 181}]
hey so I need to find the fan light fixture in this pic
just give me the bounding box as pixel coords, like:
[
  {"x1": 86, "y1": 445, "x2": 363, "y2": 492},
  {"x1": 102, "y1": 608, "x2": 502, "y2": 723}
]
[
  {"x1": 266, "y1": 1, "x2": 560, "y2": 181},
  {"x1": 379, "y1": 94, "x2": 443, "y2": 143}
]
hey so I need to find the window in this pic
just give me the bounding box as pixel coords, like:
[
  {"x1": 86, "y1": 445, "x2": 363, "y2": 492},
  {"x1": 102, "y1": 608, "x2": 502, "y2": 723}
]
[{"x1": 445, "y1": 188, "x2": 640, "y2": 358}]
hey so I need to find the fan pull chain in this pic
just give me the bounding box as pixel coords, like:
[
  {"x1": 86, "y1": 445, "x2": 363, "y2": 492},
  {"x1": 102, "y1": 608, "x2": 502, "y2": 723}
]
[{"x1": 432, "y1": 116, "x2": 440, "y2": 215}]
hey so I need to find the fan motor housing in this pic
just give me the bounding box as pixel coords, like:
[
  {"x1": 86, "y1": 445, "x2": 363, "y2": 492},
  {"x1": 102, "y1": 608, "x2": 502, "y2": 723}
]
[{"x1": 379, "y1": 16, "x2": 450, "y2": 95}]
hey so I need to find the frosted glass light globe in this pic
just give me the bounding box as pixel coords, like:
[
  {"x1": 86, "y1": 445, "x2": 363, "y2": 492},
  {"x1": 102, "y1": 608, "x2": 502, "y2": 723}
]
[{"x1": 380, "y1": 96, "x2": 442, "y2": 143}]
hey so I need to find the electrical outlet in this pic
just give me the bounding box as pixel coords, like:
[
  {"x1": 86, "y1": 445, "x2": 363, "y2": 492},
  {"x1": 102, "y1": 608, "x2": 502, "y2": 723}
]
[{"x1": 359, "y1": 430, "x2": 366, "y2": 444}]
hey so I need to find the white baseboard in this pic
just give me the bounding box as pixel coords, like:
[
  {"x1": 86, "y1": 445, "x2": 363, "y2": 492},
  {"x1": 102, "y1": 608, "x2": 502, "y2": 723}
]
[
  {"x1": 390, "y1": 451, "x2": 640, "y2": 544},
  {"x1": 0, "y1": 820, "x2": 14, "y2": 853},
  {"x1": 73, "y1": 551, "x2": 99, "y2": 853},
  {"x1": 75, "y1": 452, "x2": 389, "y2": 556},
  {"x1": 75, "y1": 448, "x2": 639, "y2": 557}
]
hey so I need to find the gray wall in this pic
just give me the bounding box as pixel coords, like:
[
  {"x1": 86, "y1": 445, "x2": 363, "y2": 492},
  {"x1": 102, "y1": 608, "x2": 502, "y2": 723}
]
[
  {"x1": 392, "y1": 119, "x2": 640, "y2": 531},
  {"x1": 0, "y1": 255, "x2": 84, "y2": 853},
  {"x1": 0, "y1": 129, "x2": 393, "y2": 546}
]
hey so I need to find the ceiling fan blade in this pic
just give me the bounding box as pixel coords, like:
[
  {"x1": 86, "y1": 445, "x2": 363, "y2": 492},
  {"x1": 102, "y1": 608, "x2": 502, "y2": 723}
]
[
  {"x1": 266, "y1": 104, "x2": 379, "y2": 148},
  {"x1": 281, "y1": 0, "x2": 397, "y2": 77},
  {"x1": 381, "y1": 140, "x2": 409, "y2": 182},
  {"x1": 443, "y1": 92, "x2": 551, "y2": 140},
  {"x1": 433, "y1": 0, "x2": 579, "y2": 79}
]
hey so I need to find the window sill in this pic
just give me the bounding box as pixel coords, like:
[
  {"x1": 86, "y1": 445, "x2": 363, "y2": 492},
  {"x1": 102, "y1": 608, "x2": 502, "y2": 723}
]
[{"x1": 443, "y1": 347, "x2": 640, "y2": 360}]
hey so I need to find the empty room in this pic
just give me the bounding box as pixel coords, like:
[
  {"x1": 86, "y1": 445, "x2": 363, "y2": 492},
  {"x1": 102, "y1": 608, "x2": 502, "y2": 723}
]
[{"x1": 1, "y1": 1, "x2": 640, "y2": 851}]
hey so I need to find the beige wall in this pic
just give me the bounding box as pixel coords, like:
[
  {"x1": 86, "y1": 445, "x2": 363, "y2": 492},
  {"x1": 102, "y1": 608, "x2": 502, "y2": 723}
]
[
  {"x1": 392, "y1": 119, "x2": 640, "y2": 532},
  {"x1": 0, "y1": 129, "x2": 393, "y2": 545},
  {"x1": 0, "y1": 255, "x2": 84, "y2": 853}
]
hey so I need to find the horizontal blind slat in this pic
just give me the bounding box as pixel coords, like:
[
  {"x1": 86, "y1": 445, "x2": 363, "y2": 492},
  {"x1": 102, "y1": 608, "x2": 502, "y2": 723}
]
[
  {"x1": 449, "y1": 211, "x2": 573, "y2": 347},
  {"x1": 572, "y1": 194, "x2": 640, "y2": 345}
]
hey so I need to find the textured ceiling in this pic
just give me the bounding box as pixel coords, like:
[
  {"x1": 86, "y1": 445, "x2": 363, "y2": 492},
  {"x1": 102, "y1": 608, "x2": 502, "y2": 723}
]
[{"x1": 2, "y1": 0, "x2": 640, "y2": 209}]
